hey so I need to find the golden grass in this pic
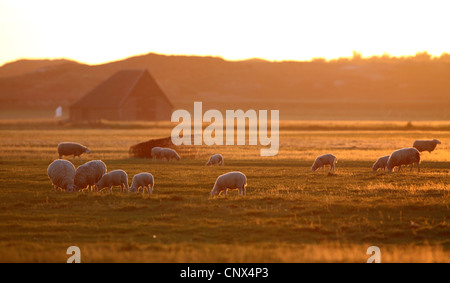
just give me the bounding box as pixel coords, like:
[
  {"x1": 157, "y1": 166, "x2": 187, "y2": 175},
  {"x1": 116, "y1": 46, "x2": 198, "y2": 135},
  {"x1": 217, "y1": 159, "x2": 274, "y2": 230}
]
[{"x1": 0, "y1": 120, "x2": 449, "y2": 262}]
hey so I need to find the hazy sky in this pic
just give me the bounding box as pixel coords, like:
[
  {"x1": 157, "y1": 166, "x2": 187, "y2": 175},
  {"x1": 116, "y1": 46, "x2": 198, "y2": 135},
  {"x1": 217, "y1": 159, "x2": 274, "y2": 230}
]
[{"x1": 1, "y1": 0, "x2": 449, "y2": 66}]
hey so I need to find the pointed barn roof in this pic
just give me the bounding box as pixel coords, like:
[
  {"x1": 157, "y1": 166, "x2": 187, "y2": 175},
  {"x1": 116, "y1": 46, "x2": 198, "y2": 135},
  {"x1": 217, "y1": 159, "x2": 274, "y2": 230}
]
[{"x1": 71, "y1": 69, "x2": 173, "y2": 109}]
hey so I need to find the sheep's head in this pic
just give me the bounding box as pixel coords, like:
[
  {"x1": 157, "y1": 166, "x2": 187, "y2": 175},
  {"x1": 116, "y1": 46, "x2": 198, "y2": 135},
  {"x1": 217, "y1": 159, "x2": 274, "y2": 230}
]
[
  {"x1": 210, "y1": 184, "x2": 221, "y2": 196},
  {"x1": 372, "y1": 163, "x2": 378, "y2": 171},
  {"x1": 85, "y1": 148, "x2": 91, "y2": 154},
  {"x1": 434, "y1": 139, "x2": 441, "y2": 145},
  {"x1": 66, "y1": 183, "x2": 76, "y2": 192},
  {"x1": 72, "y1": 185, "x2": 81, "y2": 192},
  {"x1": 311, "y1": 164, "x2": 319, "y2": 172}
]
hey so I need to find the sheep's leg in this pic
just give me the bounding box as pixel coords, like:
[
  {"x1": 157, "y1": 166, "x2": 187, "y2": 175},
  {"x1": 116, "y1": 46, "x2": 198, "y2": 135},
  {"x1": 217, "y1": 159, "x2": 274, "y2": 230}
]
[
  {"x1": 150, "y1": 185, "x2": 153, "y2": 194},
  {"x1": 398, "y1": 166, "x2": 402, "y2": 172},
  {"x1": 410, "y1": 164, "x2": 413, "y2": 172},
  {"x1": 109, "y1": 186, "x2": 112, "y2": 193},
  {"x1": 330, "y1": 163, "x2": 335, "y2": 172},
  {"x1": 417, "y1": 162, "x2": 420, "y2": 172},
  {"x1": 53, "y1": 185, "x2": 58, "y2": 192},
  {"x1": 240, "y1": 186, "x2": 246, "y2": 196}
]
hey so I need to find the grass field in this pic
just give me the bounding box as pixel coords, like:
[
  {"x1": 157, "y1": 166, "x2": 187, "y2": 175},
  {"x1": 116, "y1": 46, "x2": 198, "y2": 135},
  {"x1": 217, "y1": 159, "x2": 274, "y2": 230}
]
[{"x1": 0, "y1": 120, "x2": 449, "y2": 262}]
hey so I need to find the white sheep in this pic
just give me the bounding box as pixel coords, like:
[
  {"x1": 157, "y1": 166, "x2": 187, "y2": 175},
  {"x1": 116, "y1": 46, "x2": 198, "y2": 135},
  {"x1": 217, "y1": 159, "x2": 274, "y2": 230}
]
[
  {"x1": 74, "y1": 160, "x2": 107, "y2": 191},
  {"x1": 210, "y1": 171, "x2": 247, "y2": 197},
  {"x1": 413, "y1": 139, "x2": 441, "y2": 153},
  {"x1": 151, "y1": 147, "x2": 163, "y2": 160},
  {"x1": 372, "y1": 155, "x2": 390, "y2": 172},
  {"x1": 95, "y1": 169, "x2": 129, "y2": 193},
  {"x1": 130, "y1": 172, "x2": 154, "y2": 194},
  {"x1": 160, "y1": 148, "x2": 181, "y2": 161},
  {"x1": 311, "y1": 154, "x2": 338, "y2": 172},
  {"x1": 206, "y1": 154, "x2": 224, "y2": 166},
  {"x1": 47, "y1": 159, "x2": 76, "y2": 192},
  {"x1": 387, "y1": 147, "x2": 421, "y2": 173},
  {"x1": 58, "y1": 142, "x2": 91, "y2": 160}
]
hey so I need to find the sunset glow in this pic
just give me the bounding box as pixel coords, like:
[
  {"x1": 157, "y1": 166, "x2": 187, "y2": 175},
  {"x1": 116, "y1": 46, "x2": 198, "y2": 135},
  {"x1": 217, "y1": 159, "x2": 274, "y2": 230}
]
[{"x1": 1, "y1": 0, "x2": 449, "y2": 66}]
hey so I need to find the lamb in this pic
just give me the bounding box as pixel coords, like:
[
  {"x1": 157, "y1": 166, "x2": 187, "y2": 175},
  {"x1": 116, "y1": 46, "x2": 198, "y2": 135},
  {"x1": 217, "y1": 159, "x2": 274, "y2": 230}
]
[
  {"x1": 387, "y1": 147, "x2": 421, "y2": 173},
  {"x1": 129, "y1": 172, "x2": 154, "y2": 194},
  {"x1": 151, "y1": 147, "x2": 163, "y2": 160},
  {"x1": 47, "y1": 159, "x2": 76, "y2": 192},
  {"x1": 372, "y1": 155, "x2": 390, "y2": 172},
  {"x1": 413, "y1": 139, "x2": 441, "y2": 153},
  {"x1": 57, "y1": 142, "x2": 91, "y2": 160},
  {"x1": 206, "y1": 154, "x2": 224, "y2": 166},
  {"x1": 74, "y1": 160, "x2": 107, "y2": 191},
  {"x1": 210, "y1": 171, "x2": 247, "y2": 196},
  {"x1": 95, "y1": 169, "x2": 129, "y2": 193},
  {"x1": 311, "y1": 154, "x2": 338, "y2": 172},
  {"x1": 160, "y1": 148, "x2": 181, "y2": 161}
]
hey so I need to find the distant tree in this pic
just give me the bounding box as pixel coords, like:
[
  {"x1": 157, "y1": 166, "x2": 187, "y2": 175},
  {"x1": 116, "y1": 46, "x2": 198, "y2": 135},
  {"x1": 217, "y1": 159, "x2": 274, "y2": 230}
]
[
  {"x1": 352, "y1": 50, "x2": 362, "y2": 61},
  {"x1": 414, "y1": 51, "x2": 432, "y2": 62}
]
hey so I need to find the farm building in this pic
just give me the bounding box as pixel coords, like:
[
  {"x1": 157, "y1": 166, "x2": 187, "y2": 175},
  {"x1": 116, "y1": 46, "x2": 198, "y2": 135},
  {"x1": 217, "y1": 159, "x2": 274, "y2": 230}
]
[{"x1": 70, "y1": 69, "x2": 173, "y2": 121}]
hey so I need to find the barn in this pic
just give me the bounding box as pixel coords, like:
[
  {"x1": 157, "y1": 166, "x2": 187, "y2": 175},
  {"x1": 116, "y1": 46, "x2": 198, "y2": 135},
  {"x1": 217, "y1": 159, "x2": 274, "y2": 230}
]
[{"x1": 69, "y1": 69, "x2": 173, "y2": 121}]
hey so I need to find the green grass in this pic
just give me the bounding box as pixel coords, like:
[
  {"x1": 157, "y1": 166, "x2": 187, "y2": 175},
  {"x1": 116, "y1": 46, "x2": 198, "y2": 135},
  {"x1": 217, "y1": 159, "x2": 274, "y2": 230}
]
[{"x1": 0, "y1": 121, "x2": 449, "y2": 262}]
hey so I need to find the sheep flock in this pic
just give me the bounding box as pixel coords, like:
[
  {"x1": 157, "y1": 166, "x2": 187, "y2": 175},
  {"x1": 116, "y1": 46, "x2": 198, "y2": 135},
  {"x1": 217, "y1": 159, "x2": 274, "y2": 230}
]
[{"x1": 48, "y1": 138, "x2": 442, "y2": 196}]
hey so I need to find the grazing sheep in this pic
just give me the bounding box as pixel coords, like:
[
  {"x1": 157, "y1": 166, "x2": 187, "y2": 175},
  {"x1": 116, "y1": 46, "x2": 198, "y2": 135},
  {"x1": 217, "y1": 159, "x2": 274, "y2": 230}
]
[
  {"x1": 210, "y1": 171, "x2": 247, "y2": 197},
  {"x1": 58, "y1": 142, "x2": 91, "y2": 160},
  {"x1": 47, "y1": 159, "x2": 76, "y2": 192},
  {"x1": 151, "y1": 147, "x2": 163, "y2": 160},
  {"x1": 413, "y1": 139, "x2": 441, "y2": 153},
  {"x1": 206, "y1": 154, "x2": 224, "y2": 166},
  {"x1": 74, "y1": 160, "x2": 107, "y2": 191},
  {"x1": 130, "y1": 172, "x2": 154, "y2": 194},
  {"x1": 372, "y1": 155, "x2": 390, "y2": 172},
  {"x1": 387, "y1": 147, "x2": 420, "y2": 173},
  {"x1": 160, "y1": 148, "x2": 181, "y2": 161},
  {"x1": 95, "y1": 169, "x2": 129, "y2": 193},
  {"x1": 311, "y1": 154, "x2": 338, "y2": 172}
]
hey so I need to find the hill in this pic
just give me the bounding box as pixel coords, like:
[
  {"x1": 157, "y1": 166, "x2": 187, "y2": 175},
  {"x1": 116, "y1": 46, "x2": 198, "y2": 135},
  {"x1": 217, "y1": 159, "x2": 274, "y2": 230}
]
[{"x1": 0, "y1": 52, "x2": 449, "y2": 120}]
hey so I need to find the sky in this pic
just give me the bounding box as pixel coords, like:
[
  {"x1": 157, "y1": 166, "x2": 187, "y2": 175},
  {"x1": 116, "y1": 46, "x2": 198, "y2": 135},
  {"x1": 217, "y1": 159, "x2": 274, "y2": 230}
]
[{"x1": 0, "y1": 0, "x2": 449, "y2": 66}]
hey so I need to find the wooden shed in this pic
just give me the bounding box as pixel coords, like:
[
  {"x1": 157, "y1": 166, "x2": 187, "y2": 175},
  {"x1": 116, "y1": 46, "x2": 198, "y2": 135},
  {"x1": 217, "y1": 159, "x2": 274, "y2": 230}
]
[{"x1": 70, "y1": 69, "x2": 173, "y2": 121}]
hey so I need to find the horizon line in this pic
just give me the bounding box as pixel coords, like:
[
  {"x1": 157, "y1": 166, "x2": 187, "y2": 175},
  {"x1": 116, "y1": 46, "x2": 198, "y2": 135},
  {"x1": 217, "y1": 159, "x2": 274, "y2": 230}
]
[{"x1": 2, "y1": 50, "x2": 450, "y2": 68}]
